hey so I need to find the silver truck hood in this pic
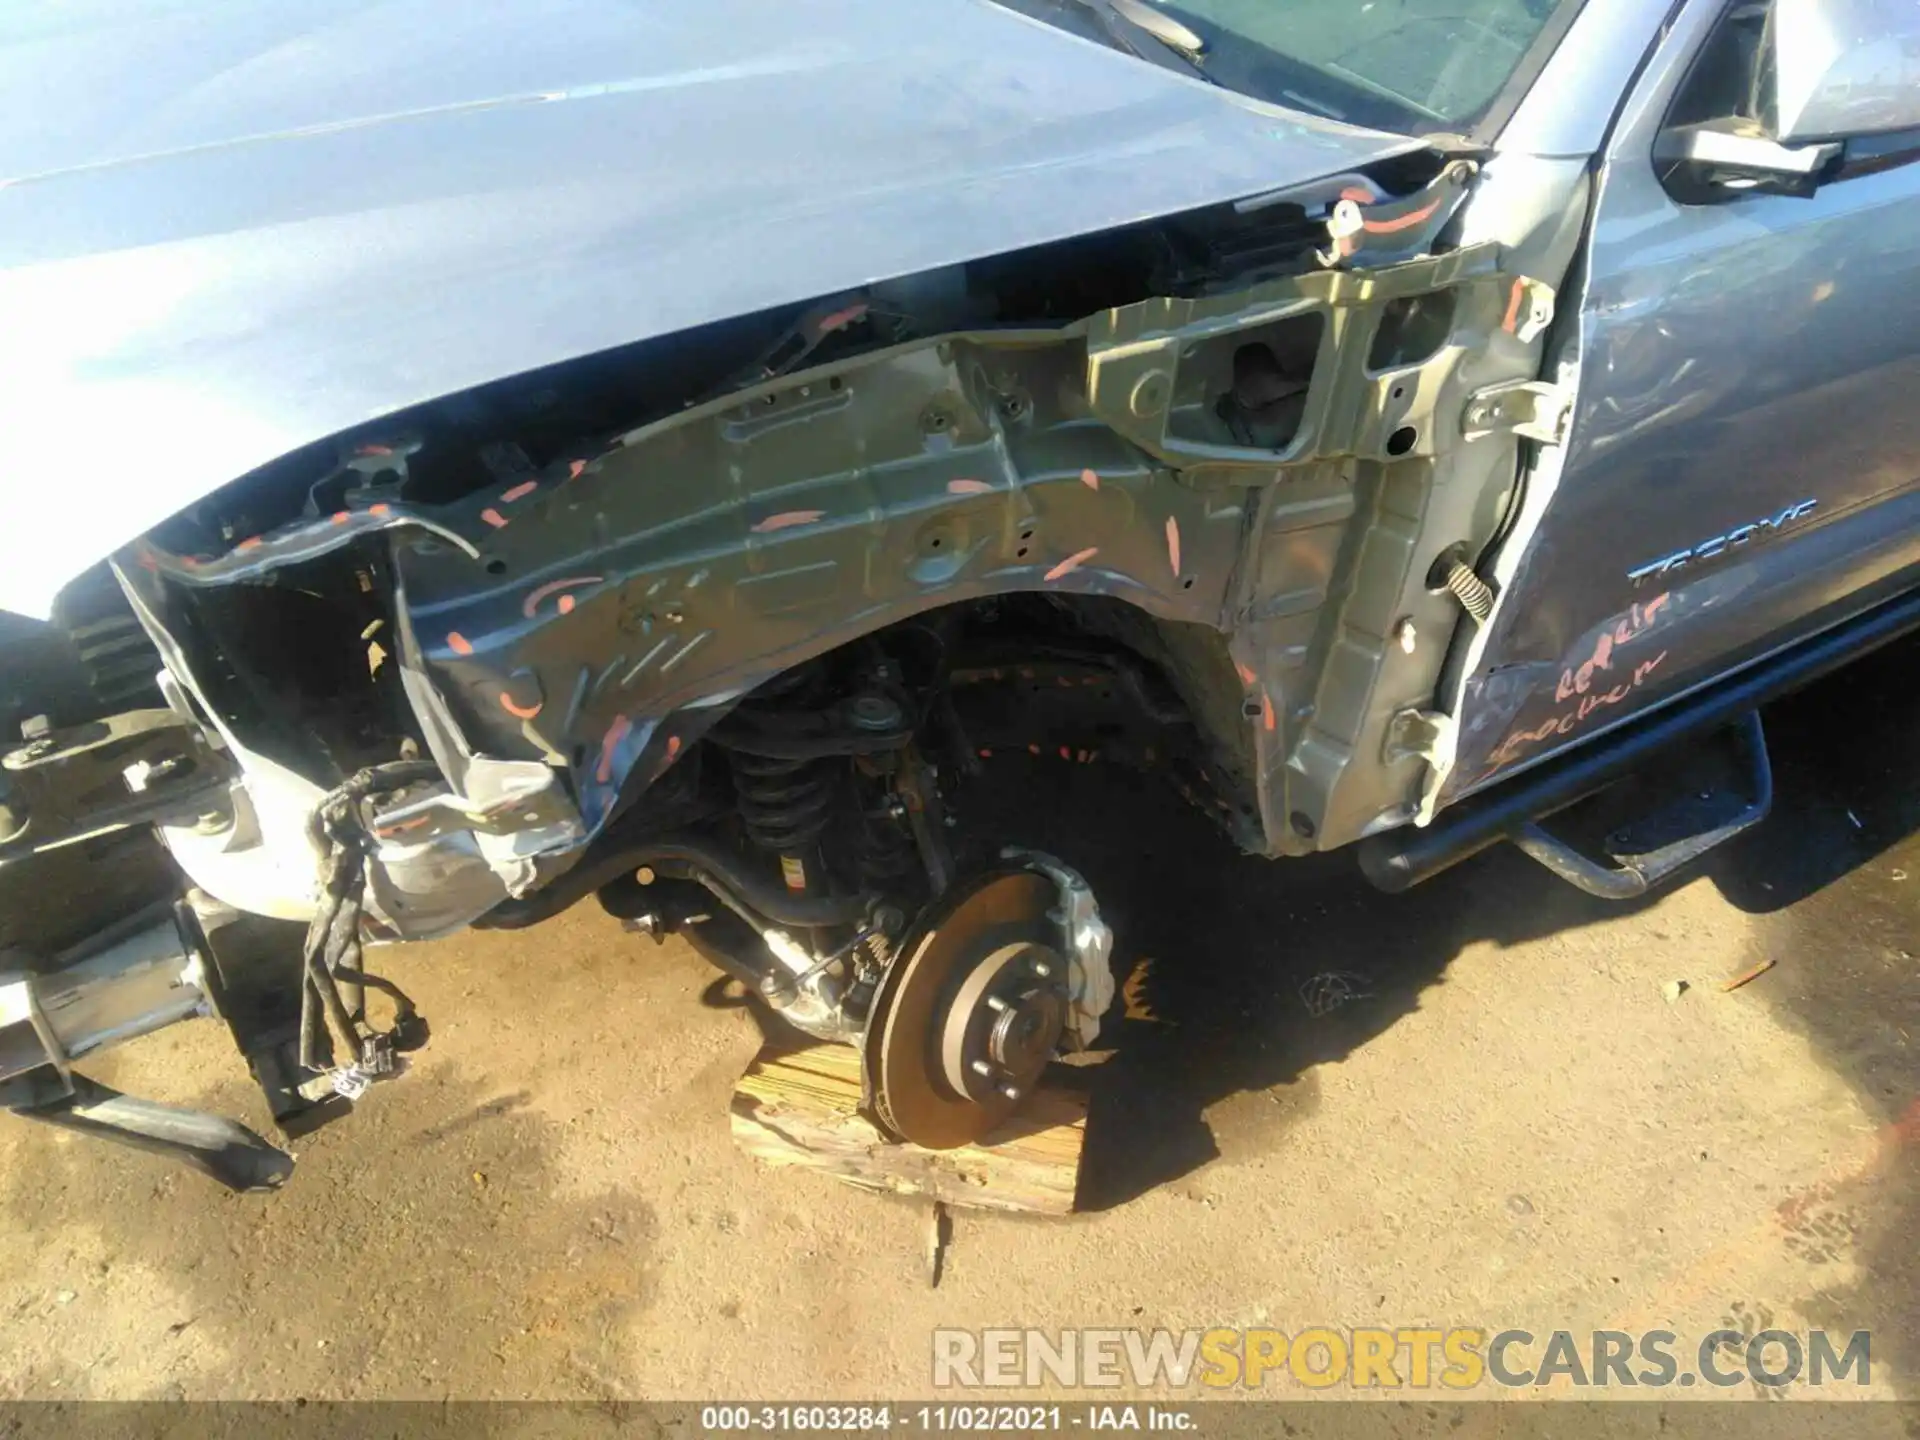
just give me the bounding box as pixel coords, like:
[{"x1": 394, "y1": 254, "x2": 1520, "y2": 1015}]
[{"x1": 0, "y1": 0, "x2": 1415, "y2": 619}]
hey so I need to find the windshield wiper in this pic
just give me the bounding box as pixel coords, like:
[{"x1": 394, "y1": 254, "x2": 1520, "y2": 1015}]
[{"x1": 1062, "y1": 0, "x2": 1216, "y2": 84}]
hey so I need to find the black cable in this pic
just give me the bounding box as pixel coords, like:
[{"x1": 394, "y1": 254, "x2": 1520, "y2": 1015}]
[{"x1": 297, "y1": 761, "x2": 440, "y2": 1077}]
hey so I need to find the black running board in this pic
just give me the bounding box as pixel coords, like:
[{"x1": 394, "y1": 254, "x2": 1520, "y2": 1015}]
[
  {"x1": 1360, "y1": 587, "x2": 1920, "y2": 895},
  {"x1": 1506, "y1": 712, "x2": 1771, "y2": 899}
]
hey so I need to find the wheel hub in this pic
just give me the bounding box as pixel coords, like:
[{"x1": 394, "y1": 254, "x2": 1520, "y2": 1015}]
[{"x1": 864, "y1": 869, "x2": 1067, "y2": 1149}]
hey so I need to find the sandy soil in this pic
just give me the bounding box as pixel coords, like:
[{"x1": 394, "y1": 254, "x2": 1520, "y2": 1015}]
[{"x1": 0, "y1": 645, "x2": 1914, "y2": 1405}]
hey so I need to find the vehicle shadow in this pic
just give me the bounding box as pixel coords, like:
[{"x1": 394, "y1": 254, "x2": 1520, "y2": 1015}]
[
  {"x1": 963, "y1": 751, "x2": 1645, "y2": 1212},
  {"x1": 1702, "y1": 636, "x2": 1920, "y2": 914},
  {"x1": 950, "y1": 634, "x2": 1920, "y2": 1230},
  {"x1": 948, "y1": 629, "x2": 1920, "y2": 1388},
  {"x1": 1701, "y1": 636, "x2": 1920, "y2": 1392}
]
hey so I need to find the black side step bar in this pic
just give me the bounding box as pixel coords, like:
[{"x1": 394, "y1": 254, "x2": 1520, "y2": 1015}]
[
  {"x1": 1360, "y1": 586, "x2": 1920, "y2": 894},
  {"x1": 1508, "y1": 712, "x2": 1771, "y2": 899}
]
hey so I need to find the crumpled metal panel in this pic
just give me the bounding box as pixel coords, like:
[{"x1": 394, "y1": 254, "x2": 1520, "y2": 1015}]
[
  {"x1": 328, "y1": 235, "x2": 1523, "y2": 860},
  {"x1": 383, "y1": 328, "x2": 1257, "y2": 837},
  {"x1": 0, "y1": 0, "x2": 1415, "y2": 619},
  {"x1": 112, "y1": 222, "x2": 1561, "y2": 936}
]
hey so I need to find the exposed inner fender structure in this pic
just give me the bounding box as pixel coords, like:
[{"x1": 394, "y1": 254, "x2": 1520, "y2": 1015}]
[
  {"x1": 56, "y1": 162, "x2": 1582, "y2": 1147},
  {"x1": 118, "y1": 235, "x2": 1558, "y2": 891}
]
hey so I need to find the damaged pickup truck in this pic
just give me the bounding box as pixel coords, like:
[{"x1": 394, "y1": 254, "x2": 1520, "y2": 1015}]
[{"x1": 2, "y1": 0, "x2": 1917, "y2": 1189}]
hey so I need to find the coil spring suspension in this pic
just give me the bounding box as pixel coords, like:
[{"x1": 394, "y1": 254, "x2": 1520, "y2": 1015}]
[
  {"x1": 732, "y1": 750, "x2": 838, "y2": 853},
  {"x1": 728, "y1": 664, "x2": 839, "y2": 863}
]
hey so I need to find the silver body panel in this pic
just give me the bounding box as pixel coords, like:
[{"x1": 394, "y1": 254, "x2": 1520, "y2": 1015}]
[
  {"x1": 0, "y1": 0, "x2": 1413, "y2": 620},
  {"x1": 1449, "y1": 0, "x2": 1920, "y2": 795},
  {"x1": 1, "y1": 0, "x2": 1916, "y2": 871},
  {"x1": 1775, "y1": 0, "x2": 1920, "y2": 143},
  {"x1": 1494, "y1": 0, "x2": 1680, "y2": 158}
]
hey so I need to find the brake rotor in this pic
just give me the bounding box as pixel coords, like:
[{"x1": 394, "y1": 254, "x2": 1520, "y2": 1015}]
[{"x1": 864, "y1": 868, "x2": 1067, "y2": 1149}]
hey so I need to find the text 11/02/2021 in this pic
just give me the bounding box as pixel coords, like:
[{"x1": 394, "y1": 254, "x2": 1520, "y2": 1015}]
[{"x1": 700, "y1": 1405, "x2": 1197, "y2": 1431}]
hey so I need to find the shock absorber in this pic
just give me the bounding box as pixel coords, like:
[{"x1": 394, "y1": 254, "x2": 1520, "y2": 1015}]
[
  {"x1": 727, "y1": 664, "x2": 840, "y2": 896},
  {"x1": 732, "y1": 749, "x2": 838, "y2": 894}
]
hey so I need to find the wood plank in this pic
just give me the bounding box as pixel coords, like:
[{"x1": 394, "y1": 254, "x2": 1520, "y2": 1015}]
[{"x1": 729, "y1": 1042, "x2": 1086, "y2": 1216}]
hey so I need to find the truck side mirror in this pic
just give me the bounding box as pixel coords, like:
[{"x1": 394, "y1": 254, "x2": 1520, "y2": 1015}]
[
  {"x1": 1773, "y1": 0, "x2": 1920, "y2": 145},
  {"x1": 1654, "y1": 121, "x2": 1841, "y2": 199},
  {"x1": 1657, "y1": 0, "x2": 1918, "y2": 201}
]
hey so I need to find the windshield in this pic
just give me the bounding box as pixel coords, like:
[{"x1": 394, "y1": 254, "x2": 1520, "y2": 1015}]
[{"x1": 1026, "y1": 0, "x2": 1584, "y2": 136}]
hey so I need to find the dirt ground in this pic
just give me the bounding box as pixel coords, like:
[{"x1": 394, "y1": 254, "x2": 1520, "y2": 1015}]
[{"x1": 0, "y1": 642, "x2": 1915, "y2": 1405}]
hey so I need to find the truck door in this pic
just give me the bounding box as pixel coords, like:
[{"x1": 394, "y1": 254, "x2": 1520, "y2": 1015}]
[{"x1": 1447, "y1": 0, "x2": 1920, "y2": 798}]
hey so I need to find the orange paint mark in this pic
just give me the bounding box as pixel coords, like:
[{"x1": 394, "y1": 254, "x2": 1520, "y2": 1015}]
[
  {"x1": 356, "y1": 443, "x2": 393, "y2": 456},
  {"x1": 236, "y1": 536, "x2": 263, "y2": 552},
  {"x1": 521, "y1": 576, "x2": 602, "y2": 619},
  {"x1": 1774, "y1": 1096, "x2": 1920, "y2": 1231},
  {"x1": 1339, "y1": 185, "x2": 1378, "y2": 204},
  {"x1": 1235, "y1": 662, "x2": 1257, "y2": 687},
  {"x1": 1043, "y1": 546, "x2": 1098, "y2": 582},
  {"x1": 369, "y1": 503, "x2": 391, "y2": 517},
  {"x1": 1261, "y1": 692, "x2": 1277, "y2": 733},
  {"x1": 1080, "y1": 468, "x2": 1100, "y2": 490},
  {"x1": 1610, "y1": 1094, "x2": 1920, "y2": 1340},
  {"x1": 498, "y1": 692, "x2": 543, "y2": 720},
  {"x1": 1502, "y1": 277, "x2": 1527, "y2": 335},
  {"x1": 1891, "y1": 1096, "x2": 1920, "y2": 1147},
  {"x1": 818, "y1": 303, "x2": 868, "y2": 332},
  {"x1": 752, "y1": 510, "x2": 826, "y2": 533},
  {"x1": 480, "y1": 507, "x2": 508, "y2": 529},
  {"x1": 568, "y1": 459, "x2": 586, "y2": 480},
  {"x1": 1165, "y1": 515, "x2": 1182, "y2": 577},
  {"x1": 947, "y1": 478, "x2": 992, "y2": 495},
  {"x1": 1555, "y1": 592, "x2": 1671, "y2": 702},
  {"x1": 557, "y1": 593, "x2": 576, "y2": 616},
  {"x1": 666, "y1": 734, "x2": 682, "y2": 762},
  {"x1": 501, "y1": 481, "x2": 538, "y2": 503},
  {"x1": 1362, "y1": 196, "x2": 1442, "y2": 235},
  {"x1": 331, "y1": 511, "x2": 351, "y2": 525},
  {"x1": 1490, "y1": 649, "x2": 1670, "y2": 770},
  {"x1": 447, "y1": 632, "x2": 473, "y2": 656},
  {"x1": 596, "y1": 715, "x2": 633, "y2": 784},
  {"x1": 375, "y1": 814, "x2": 433, "y2": 839}
]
